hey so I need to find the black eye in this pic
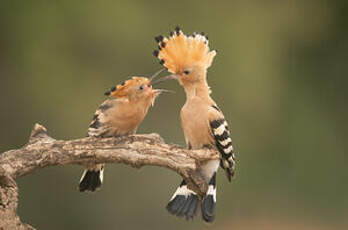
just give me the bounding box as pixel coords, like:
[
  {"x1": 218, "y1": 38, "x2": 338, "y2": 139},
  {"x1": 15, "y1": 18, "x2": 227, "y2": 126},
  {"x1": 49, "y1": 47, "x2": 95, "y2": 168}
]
[
  {"x1": 184, "y1": 70, "x2": 190, "y2": 75},
  {"x1": 139, "y1": 85, "x2": 144, "y2": 90}
]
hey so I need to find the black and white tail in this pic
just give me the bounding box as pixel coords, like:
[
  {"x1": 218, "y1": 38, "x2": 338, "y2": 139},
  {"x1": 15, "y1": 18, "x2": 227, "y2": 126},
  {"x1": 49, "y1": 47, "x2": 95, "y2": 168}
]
[
  {"x1": 201, "y1": 172, "x2": 217, "y2": 222},
  {"x1": 79, "y1": 165, "x2": 104, "y2": 192},
  {"x1": 167, "y1": 161, "x2": 218, "y2": 222},
  {"x1": 166, "y1": 180, "x2": 199, "y2": 220}
]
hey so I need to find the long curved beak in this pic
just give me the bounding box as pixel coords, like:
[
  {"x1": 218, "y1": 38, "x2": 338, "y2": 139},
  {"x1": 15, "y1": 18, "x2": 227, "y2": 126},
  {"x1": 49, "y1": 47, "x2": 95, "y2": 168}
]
[
  {"x1": 151, "y1": 74, "x2": 179, "y2": 86},
  {"x1": 149, "y1": 68, "x2": 166, "y2": 82}
]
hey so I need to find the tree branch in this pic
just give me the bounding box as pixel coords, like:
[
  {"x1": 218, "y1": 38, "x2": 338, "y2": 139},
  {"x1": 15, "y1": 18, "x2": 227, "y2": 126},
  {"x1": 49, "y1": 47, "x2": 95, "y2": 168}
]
[{"x1": 0, "y1": 123, "x2": 219, "y2": 229}]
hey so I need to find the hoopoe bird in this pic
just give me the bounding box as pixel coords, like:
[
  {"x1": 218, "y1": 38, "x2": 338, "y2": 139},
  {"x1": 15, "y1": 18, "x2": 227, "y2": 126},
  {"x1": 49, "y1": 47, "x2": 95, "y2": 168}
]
[
  {"x1": 153, "y1": 27, "x2": 236, "y2": 222},
  {"x1": 79, "y1": 71, "x2": 165, "y2": 192}
]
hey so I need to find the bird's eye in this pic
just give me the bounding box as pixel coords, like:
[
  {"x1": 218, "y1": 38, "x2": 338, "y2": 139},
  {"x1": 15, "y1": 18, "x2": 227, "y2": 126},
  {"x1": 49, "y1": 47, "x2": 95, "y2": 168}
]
[
  {"x1": 139, "y1": 85, "x2": 144, "y2": 90},
  {"x1": 183, "y1": 70, "x2": 190, "y2": 75}
]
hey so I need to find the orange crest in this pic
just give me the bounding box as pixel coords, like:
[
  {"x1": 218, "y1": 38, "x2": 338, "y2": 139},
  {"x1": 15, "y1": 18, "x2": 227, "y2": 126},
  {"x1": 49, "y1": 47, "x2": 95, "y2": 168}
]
[
  {"x1": 105, "y1": 77, "x2": 149, "y2": 98},
  {"x1": 153, "y1": 26, "x2": 216, "y2": 74}
]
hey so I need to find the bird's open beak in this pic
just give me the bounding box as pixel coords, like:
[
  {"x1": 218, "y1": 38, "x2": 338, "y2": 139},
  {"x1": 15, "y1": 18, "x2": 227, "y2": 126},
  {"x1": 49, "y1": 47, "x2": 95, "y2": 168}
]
[
  {"x1": 152, "y1": 88, "x2": 175, "y2": 96},
  {"x1": 150, "y1": 73, "x2": 176, "y2": 106},
  {"x1": 150, "y1": 89, "x2": 174, "y2": 106}
]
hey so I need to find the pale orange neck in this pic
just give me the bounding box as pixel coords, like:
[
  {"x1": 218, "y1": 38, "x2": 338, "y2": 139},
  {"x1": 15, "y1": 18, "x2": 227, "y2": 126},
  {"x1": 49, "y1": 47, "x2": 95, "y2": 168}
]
[{"x1": 182, "y1": 78, "x2": 212, "y2": 101}]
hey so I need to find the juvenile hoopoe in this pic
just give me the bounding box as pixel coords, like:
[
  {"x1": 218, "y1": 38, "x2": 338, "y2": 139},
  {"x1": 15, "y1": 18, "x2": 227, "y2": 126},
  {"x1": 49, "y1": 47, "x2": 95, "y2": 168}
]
[
  {"x1": 79, "y1": 72, "x2": 165, "y2": 192},
  {"x1": 153, "y1": 27, "x2": 236, "y2": 222}
]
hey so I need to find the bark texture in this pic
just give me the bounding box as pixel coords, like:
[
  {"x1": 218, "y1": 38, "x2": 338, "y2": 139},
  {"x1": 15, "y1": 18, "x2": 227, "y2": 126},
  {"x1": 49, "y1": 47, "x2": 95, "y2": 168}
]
[{"x1": 0, "y1": 123, "x2": 218, "y2": 229}]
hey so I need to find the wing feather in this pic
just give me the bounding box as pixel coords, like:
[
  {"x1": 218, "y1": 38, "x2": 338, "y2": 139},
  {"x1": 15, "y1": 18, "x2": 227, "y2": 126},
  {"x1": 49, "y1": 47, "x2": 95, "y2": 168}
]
[{"x1": 209, "y1": 106, "x2": 236, "y2": 181}]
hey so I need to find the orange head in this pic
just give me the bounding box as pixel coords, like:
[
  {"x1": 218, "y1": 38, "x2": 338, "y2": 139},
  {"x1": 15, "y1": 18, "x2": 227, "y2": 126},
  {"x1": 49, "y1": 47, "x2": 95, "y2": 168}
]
[
  {"x1": 153, "y1": 26, "x2": 216, "y2": 84},
  {"x1": 104, "y1": 76, "x2": 162, "y2": 103}
]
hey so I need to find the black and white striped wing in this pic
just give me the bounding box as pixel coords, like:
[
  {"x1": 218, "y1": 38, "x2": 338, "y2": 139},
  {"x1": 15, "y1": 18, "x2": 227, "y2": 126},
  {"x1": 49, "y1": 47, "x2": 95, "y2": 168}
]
[
  {"x1": 87, "y1": 101, "x2": 113, "y2": 137},
  {"x1": 210, "y1": 118, "x2": 236, "y2": 181}
]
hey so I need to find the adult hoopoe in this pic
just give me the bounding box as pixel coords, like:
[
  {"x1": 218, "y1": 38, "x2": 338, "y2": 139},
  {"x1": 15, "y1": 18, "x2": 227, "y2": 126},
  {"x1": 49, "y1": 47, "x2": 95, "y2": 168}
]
[
  {"x1": 79, "y1": 71, "x2": 165, "y2": 192},
  {"x1": 153, "y1": 27, "x2": 236, "y2": 222}
]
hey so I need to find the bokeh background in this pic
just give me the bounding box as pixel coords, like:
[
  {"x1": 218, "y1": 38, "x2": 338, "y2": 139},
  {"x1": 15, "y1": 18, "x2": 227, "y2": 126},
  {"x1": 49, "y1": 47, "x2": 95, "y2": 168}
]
[{"x1": 1, "y1": 1, "x2": 347, "y2": 229}]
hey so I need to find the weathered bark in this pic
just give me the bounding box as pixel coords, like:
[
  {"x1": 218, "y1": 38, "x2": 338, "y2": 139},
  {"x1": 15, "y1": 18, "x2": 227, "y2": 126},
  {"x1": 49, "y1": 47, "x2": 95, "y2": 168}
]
[{"x1": 0, "y1": 123, "x2": 218, "y2": 229}]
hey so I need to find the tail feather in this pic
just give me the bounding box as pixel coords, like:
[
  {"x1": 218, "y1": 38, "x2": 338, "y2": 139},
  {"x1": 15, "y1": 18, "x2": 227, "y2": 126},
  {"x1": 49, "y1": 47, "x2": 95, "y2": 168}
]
[
  {"x1": 185, "y1": 196, "x2": 199, "y2": 219},
  {"x1": 201, "y1": 172, "x2": 217, "y2": 223},
  {"x1": 202, "y1": 196, "x2": 216, "y2": 222},
  {"x1": 166, "y1": 180, "x2": 199, "y2": 220},
  {"x1": 176, "y1": 195, "x2": 193, "y2": 217},
  {"x1": 79, "y1": 167, "x2": 104, "y2": 192},
  {"x1": 167, "y1": 162, "x2": 218, "y2": 222},
  {"x1": 167, "y1": 195, "x2": 187, "y2": 215}
]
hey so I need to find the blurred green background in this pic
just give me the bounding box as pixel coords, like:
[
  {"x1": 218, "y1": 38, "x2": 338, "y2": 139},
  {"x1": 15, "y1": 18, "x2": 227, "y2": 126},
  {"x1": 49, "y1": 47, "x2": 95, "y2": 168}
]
[{"x1": 1, "y1": 0, "x2": 347, "y2": 229}]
